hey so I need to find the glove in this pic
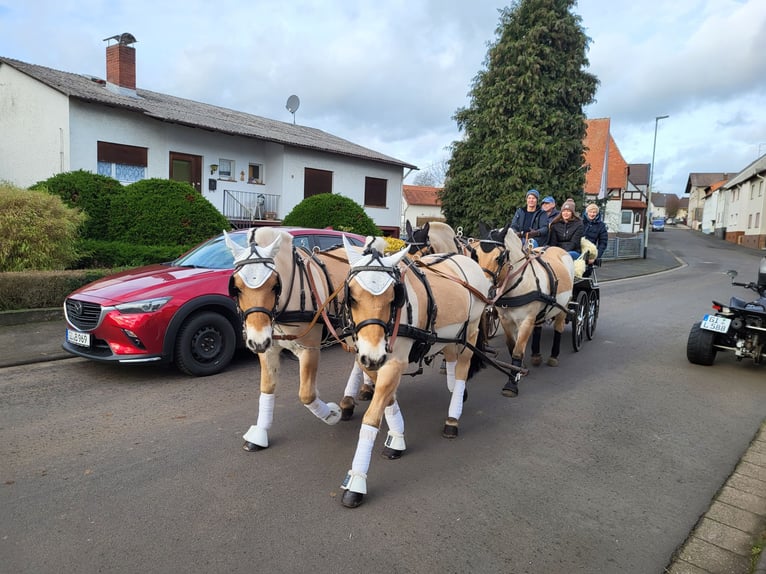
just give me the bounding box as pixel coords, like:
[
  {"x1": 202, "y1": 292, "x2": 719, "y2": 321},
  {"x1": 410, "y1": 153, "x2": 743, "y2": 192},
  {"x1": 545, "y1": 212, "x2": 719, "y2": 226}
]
[
  {"x1": 516, "y1": 231, "x2": 524, "y2": 237},
  {"x1": 528, "y1": 229, "x2": 539, "y2": 238}
]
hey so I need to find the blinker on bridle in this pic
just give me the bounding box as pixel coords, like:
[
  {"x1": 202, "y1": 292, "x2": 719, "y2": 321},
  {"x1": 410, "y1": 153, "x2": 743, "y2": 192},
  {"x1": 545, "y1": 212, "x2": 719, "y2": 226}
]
[{"x1": 230, "y1": 246, "x2": 283, "y2": 320}]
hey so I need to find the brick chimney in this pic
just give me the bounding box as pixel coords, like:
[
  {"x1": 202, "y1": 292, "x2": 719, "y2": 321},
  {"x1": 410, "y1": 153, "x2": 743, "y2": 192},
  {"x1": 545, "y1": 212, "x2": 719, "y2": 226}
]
[{"x1": 103, "y1": 33, "x2": 137, "y2": 95}]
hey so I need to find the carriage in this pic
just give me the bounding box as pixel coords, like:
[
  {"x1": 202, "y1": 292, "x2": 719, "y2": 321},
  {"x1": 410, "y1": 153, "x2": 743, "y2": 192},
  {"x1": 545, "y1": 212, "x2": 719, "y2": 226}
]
[{"x1": 566, "y1": 265, "x2": 600, "y2": 351}]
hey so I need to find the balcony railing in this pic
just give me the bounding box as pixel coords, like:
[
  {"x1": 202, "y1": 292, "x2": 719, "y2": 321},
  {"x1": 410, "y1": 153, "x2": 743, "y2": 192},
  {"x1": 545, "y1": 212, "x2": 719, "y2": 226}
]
[{"x1": 222, "y1": 189, "x2": 280, "y2": 227}]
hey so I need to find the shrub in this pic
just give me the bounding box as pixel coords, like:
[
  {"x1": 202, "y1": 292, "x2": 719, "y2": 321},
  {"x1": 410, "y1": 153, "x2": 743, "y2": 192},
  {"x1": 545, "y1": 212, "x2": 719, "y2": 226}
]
[
  {"x1": 73, "y1": 239, "x2": 187, "y2": 268},
  {"x1": 0, "y1": 183, "x2": 87, "y2": 271},
  {"x1": 30, "y1": 170, "x2": 122, "y2": 239},
  {"x1": 0, "y1": 269, "x2": 116, "y2": 310},
  {"x1": 282, "y1": 194, "x2": 380, "y2": 236},
  {"x1": 108, "y1": 179, "x2": 232, "y2": 246}
]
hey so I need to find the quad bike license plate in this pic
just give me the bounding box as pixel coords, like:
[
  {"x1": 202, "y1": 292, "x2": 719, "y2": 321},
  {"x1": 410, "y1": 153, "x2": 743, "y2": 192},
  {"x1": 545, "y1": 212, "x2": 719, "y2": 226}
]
[{"x1": 701, "y1": 314, "x2": 731, "y2": 333}]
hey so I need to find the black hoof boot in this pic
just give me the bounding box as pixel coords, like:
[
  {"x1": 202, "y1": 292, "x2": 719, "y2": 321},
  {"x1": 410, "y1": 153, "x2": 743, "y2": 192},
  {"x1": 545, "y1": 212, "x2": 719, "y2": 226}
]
[
  {"x1": 442, "y1": 418, "x2": 459, "y2": 438},
  {"x1": 340, "y1": 407, "x2": 354, "y2": 421},
  {"x1": 242, "y1": 441, "x2": 266, "y2": 452},
  {"x1": 341, "y1": 490, "x2": 365, "y2": 508},
  {"x1": 381, "y1": 446, "x2": 403, "y2": 460},
  {"x1": 502, "y1": 378, "x2": 519, "y2": 397}
]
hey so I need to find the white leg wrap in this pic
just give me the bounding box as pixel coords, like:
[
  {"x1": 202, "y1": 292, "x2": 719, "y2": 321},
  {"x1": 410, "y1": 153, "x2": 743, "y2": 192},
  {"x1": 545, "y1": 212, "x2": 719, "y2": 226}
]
[
  {"x1": 384, "y1": 401, "x2": 405, "y2": 435},
  {"x1": 343, "y1": 362, "x2": 364, "y2": 397},
  {"x1": 350, "y1": 423, "x2": 378, "y2": 476},
  {"x1": 305, "y1": 398, "x2": 341, "y2": 425},
  {"x1": 242, "y1": 425, "x2": 269, "y2": 448},
  {"x1": 448, "y1": 379, "x2": 466, "y2": 420},
  {"x1": 256, "y1": 393, "x2": 275, "y2": 430},
  {"x1": 446, "y1": 360, "x2": 457, "y2": 392}
]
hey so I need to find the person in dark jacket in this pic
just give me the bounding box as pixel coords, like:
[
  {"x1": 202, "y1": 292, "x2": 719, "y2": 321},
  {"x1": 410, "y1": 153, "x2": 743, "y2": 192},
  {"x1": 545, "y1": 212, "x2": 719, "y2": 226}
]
[
  {"x1": 548, "y1": 198, "x2": 583, "y2": 260},
  {"x1": 541, "y1": 196, "x2": 559, "y2": 221},
  {"x1": 582, "y1": 203, "x2": 608, "y2": 277},
  {"x1": 510, "y1": 189, "x2": 549, "y2": 247}
]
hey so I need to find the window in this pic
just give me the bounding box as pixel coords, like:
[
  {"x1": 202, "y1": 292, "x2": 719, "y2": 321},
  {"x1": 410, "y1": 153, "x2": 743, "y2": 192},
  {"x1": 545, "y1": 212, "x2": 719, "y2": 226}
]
[
  {"x1": 621, "y1": 211, "x2": 632, "y2": 225},
  {"x1": 248, "y1": 163, "x2": 264, "y2": 184},
  {"x1": 97, "y1": 141, "x2": 147, "y2": 183},
  {"x1": 756, "y1": 212, "x2": 761, "y2": 228},
  {"x1": 748, "y1": 213, "x2": 753, "y2": 228},
  {"x1": 218, "y1": 159, "x2": 233, "y2": 179},
  {"x1": 304, "y1": 168, "x2": 333, "y2": 198},
  {"x1": 364, "y1": 177, "x2": 387, "y2": 207}
]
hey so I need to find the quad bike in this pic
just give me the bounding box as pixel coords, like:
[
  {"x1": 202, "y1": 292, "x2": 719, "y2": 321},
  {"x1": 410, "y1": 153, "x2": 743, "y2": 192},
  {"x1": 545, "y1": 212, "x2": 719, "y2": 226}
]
[{"x1": 687, "y1": 257, "x2": 766, "y2": 366}]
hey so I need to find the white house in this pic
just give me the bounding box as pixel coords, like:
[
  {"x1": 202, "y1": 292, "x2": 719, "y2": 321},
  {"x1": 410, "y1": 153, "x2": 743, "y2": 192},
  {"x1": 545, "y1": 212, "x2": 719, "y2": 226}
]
[
  {"x1": 0, "y1": 34, "x2": 416, "y2": 236},
  {"x1": 402, "y1": 185, "x2": 445, "y2": 230},
  {"x1": 719, "y1": 154, "x2": 766, "y2": 249}
]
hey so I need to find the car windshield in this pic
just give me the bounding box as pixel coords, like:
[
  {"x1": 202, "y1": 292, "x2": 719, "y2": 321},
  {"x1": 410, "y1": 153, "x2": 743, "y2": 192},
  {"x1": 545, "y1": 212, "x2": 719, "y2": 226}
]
[{"x1": 173, "y1": 233, "x2": 247, "y2": 269}]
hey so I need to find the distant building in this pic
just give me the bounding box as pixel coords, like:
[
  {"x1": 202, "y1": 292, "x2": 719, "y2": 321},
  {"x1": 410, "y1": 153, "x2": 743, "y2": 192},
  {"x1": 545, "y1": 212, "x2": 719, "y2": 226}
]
[{"x1": 402, "y1": 185, "x2": 445, "y2": 230}]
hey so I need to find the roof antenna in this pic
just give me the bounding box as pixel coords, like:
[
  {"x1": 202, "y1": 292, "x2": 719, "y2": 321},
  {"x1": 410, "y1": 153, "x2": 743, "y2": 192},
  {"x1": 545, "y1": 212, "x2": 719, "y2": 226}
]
[{"x1": 286, "y1": 95, "x2": 300, "y2": 125}]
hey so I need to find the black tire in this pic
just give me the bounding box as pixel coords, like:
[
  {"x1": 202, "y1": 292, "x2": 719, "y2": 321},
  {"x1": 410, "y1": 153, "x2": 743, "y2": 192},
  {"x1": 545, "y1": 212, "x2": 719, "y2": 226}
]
[
  {"x1": 571, "y1": 291, "x2": 587, "y2": 352},
  {"x1": 586, "y1": 289, "x2": 599, "y2": 340},
  {"x1": 686, "y1": 322, "x2": 717, "y2": 366},
  {"x1": 174, "y1": 311, "x2": 237, "y2": 376}
]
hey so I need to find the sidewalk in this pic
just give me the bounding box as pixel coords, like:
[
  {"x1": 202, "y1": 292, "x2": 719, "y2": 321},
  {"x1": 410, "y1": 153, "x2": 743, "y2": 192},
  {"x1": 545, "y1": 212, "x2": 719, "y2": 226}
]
[{"x1": 1, "y1": 242, "x2": 763, "y2": 572}]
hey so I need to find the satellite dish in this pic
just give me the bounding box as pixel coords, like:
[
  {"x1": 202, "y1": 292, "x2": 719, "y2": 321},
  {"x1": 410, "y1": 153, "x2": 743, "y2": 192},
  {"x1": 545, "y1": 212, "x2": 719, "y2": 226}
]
[{"x1": 286, "y1": 95, "x2": 300, "y2": 124}]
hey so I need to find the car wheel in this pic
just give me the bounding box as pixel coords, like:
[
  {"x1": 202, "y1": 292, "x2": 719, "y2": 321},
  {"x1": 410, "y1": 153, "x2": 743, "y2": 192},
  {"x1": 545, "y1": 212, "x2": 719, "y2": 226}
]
[
  {"x1": 686, "y1": 322, "x2": 717, "y2": 366},
  {"x1": 174, "y1": 311, "x2": 236, "y2": 376}
]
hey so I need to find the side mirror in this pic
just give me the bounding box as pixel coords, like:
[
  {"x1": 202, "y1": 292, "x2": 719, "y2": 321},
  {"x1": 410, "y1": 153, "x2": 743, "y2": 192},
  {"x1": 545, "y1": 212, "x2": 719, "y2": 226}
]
[{"x1": 726, "y1": 270, "x2": 738, "y2": 280}]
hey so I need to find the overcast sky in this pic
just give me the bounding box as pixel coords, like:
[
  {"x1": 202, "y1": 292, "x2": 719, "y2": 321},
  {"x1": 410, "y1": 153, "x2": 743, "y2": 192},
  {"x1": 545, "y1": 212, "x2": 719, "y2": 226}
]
[{"x1": 2, "y1": 0, "x2": 765, "y2": 197}]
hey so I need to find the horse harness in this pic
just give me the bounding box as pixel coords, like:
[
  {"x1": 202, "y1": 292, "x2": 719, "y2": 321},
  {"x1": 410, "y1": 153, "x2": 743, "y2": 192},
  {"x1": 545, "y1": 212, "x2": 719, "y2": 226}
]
[{"x1": 344, "y1": 250, "x2": 480, "y2": 370}]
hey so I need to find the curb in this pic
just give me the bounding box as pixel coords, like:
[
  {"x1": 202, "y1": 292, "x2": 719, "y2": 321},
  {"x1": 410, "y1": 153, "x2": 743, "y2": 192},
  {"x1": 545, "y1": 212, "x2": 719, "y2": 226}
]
[{"x1": 0, "y1": 307, "x2": 63, "y2": 326}]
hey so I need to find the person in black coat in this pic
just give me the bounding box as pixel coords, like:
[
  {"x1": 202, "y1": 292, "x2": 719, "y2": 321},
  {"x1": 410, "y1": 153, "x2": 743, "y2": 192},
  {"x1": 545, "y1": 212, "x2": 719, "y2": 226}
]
[
  {"x1": 548, "y1": 198, "x2": 583, "y2": 260},
  {"x1": 510, "y1": 189, "x2": 549, "y2": 247},
  {"x1": 582, "y1": 203, "x2": 609, "y2": 277}
]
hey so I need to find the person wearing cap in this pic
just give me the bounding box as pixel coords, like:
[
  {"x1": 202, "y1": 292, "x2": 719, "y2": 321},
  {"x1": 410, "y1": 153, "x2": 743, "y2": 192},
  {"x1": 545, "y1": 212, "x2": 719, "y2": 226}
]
[
  {"x1": 510, "y1": 189, "x2": 549, "y2": 247},
  {"x1": 582, "y1": 203, "x2": 608, "y2": 276},
  {"x1": 541, "y1": 196, "x2": 559, "y2": 220},
  {"x1": 548, "y1": 198, "x2": 583, "y2": 260}
]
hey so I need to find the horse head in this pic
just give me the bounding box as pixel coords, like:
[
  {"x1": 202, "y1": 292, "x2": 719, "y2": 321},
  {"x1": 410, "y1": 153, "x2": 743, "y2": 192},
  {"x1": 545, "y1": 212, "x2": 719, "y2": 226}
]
[
  {"x1": 343, "y1": 235, "x2": 409, "y2": 371},
  {"x1": 473, "y1": 222, "x2": 511, "y2": 286},
  {"x1": 405, "y1": 220, "x2": 431, "y2": 257},
  {"x1": 225, "y1": 228, "x2": 292, "y2": 353}
]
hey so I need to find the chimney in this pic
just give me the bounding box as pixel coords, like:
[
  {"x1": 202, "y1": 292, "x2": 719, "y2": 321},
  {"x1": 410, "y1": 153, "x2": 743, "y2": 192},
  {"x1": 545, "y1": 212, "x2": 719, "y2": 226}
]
[{"x1": 103, "y1": 33, "x2": 138, "y2": 95}]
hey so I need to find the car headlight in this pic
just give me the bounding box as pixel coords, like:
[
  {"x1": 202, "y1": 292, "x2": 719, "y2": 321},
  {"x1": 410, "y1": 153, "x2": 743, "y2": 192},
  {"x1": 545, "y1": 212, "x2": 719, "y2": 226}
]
[{"x1": 115, "y1": 297, "x2": 172, "y2": 314}]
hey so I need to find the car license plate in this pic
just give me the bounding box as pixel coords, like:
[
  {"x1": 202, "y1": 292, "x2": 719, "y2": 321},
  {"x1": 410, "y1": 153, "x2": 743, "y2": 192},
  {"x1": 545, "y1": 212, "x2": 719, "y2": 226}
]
[
  {"x1": 66, "y1": 329, "x2": 91, "y2": 347},
  {"x1": 701, "y1": 315, "x2": 731, "y2": 333}
]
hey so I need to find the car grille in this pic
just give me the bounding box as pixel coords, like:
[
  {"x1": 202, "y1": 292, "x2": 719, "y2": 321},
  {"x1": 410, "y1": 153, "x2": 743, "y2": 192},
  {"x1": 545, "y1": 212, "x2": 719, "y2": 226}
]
[{"x1": 65, "y1": 299, "x2": 103, "y2": 330}]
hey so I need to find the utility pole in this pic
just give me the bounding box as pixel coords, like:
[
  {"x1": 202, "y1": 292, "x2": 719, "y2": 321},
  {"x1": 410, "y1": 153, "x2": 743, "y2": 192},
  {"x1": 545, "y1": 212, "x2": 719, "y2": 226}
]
[{"x1": 644, "y1": 115, "x2": 669, "y2": 258}]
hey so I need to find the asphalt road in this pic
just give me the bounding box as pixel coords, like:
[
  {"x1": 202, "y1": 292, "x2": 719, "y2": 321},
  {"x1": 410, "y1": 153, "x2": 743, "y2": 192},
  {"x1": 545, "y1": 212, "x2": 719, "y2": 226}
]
[{"x1": 1, "y1": 229, "x2": 764, "y2": 574}]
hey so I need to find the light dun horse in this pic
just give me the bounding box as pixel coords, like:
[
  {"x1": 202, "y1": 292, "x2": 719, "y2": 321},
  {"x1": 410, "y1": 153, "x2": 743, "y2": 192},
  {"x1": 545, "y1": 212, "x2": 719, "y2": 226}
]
[
  {"x1": 338, "y1": 235, "x2": 491, "y2": 508},
  {"x1": 224, "y1": 227, "x2": 376, "y2": 451},
  {"x1": 405, "y1": 220, "x2": 471, "y2": 258},
  {"x1": 473, "y1": 223, "x2": 575, "y2": 398}
]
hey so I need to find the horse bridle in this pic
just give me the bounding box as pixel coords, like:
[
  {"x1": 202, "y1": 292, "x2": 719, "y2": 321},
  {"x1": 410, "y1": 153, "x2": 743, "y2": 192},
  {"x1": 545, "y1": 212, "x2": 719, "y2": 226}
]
[
  {"x1": 344, "y1": 249, "x2": 406, "y2": 353},
  {"x1": 229, "y1": 251, "x2": 284, "y2": 321}
]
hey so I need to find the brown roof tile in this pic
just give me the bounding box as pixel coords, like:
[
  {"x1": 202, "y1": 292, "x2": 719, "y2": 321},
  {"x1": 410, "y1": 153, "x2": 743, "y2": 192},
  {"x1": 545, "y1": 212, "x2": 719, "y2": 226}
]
[{"x1": 403, "y1": 185, "x2": 442, "y2": 206}]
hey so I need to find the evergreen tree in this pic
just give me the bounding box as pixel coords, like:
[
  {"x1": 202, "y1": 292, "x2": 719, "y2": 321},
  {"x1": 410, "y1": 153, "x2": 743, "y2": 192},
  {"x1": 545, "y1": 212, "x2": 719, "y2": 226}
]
[{"x1": 440, "y1": 0, "x2": 598, "y2": 233}]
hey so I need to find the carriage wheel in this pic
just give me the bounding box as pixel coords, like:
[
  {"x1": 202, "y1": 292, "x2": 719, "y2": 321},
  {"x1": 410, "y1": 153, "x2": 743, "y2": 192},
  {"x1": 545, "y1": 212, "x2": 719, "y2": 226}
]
[
  {"x1": 586, "y1": 289, "x2": 600, "y2": 340},
  {"x1": 571, "y1": 291, "x2": 587, "y2": 352}
]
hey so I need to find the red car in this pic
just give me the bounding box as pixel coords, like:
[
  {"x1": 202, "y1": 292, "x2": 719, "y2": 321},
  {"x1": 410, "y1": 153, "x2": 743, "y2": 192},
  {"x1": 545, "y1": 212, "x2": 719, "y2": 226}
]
[{"x1": 62, "y1": 227, "x2": 366, "y2": 376}]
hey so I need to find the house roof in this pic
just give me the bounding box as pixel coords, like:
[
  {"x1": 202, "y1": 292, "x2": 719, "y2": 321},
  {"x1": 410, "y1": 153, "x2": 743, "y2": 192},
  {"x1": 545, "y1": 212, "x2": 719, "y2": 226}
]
[
  {"x1": 628, "y1": 163, "x2": 650, "y2": 187},
  {"x1": 606, "y1": 134, "x2": 628, "y2": 190},
  {"x1": 583, "y1": 118, "x2": 610, "y2": 196},
  {"x1": 0, "y1": 56, "x2": 417, "y2": 170},
  {"x1": 684, "y1": 172, "x2": 735, "y2": 194},
  {"x1": 652, "y1": 193, "x2": 668, "y2": 208},
  {"x1": 722, "y1": 154, "x2": 766, "y2": 189},
  {"x1": 403, "y1": 185, "x2": 442, "y2": 206}
]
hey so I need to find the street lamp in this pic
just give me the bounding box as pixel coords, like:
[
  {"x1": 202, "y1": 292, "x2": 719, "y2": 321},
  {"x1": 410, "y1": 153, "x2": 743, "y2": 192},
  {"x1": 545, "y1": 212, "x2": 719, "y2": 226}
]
[{"x1": 643, "y1": 114, "x2": 670, "y2": 258}]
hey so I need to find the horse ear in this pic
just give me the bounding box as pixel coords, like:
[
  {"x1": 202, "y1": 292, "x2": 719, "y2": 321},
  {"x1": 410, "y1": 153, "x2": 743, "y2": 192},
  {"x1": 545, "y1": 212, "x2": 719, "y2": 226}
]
[
  {"x1": 259, "y1": 234, "x2": 282, "y2": 259},
  {"x1": 478, "y1": 221, "x2": 489, "y2": 238},
  {"x1": 381, "y1": 246, "x2": 409, "y2": 268},
  {"x1": 422, "y1": 221, "x2": 430, "y2": 234},
  {"x1": 498, "y1": 224, "x2": 511, "y2": 241},
  {"x1": 343, "y1": 234, "x2": 365, "y2": 266},
  {"x1": 405, "y1": 220, "x2": 413, "y2": 236},
  {"x1": 223, "y1": 229, "x2": 249, "y2": 261}
]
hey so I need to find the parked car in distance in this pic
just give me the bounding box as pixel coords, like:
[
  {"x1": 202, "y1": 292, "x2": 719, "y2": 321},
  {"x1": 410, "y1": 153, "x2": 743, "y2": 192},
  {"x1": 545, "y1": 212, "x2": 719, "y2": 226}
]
[
  {"x1": 665, "y1": 217, "x2": 677, "y2": 226},
  {"x1": 651, "y1": 218, "x2": 665, "y2": 232},
  {"x1": 62, "y1": 227, "x2": 367, "y2": 376}
]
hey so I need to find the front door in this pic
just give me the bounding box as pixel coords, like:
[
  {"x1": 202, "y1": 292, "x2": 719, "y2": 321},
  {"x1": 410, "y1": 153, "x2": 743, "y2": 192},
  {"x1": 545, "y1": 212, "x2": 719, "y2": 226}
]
[{"x1": 169, "y1": 152, "x2": 202, "y2": 192}]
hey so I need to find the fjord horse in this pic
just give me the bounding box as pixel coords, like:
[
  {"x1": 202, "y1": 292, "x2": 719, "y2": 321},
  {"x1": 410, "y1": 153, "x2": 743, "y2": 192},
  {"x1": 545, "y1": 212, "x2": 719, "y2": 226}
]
[
  {"x1": 472, "y1": 223, "x2": 575, "y2": 398},
  {"x1": 225, "y1": 227, "x2": 376, "y2": 451},
  {"x1": 338, "y1": 236, "x2": 492, "y2": 508},
  {"x1": 405, "y1": 220, "x2": 470, "y2": 258}
]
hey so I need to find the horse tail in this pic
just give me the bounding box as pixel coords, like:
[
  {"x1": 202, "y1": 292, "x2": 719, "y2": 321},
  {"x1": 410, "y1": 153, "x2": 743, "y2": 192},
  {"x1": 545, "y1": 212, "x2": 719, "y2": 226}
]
[{"x1": 467, "y1": 316, "x2": 487, "y2": 380}]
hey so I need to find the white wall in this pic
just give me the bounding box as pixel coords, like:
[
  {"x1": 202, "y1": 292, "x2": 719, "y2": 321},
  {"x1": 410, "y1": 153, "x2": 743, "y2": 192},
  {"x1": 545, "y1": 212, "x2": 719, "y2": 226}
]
[{"x1": 0, "y1": 65, "x2": 70, "y2": 186}]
